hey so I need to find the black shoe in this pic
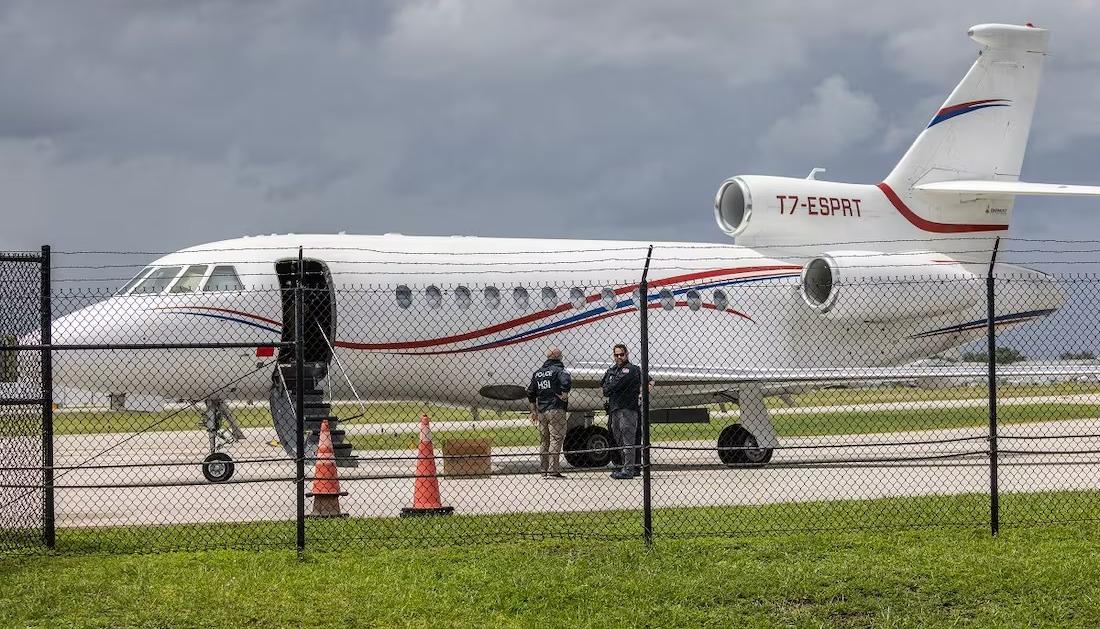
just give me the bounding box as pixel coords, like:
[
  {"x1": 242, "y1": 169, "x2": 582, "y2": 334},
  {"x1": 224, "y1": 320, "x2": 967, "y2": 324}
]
[
  {"x1": 546, "y1": 472, "x2": 565, "y2": 479},
  {"x1": 611, "y1": 470, "x2": 634, "y2": 480}
]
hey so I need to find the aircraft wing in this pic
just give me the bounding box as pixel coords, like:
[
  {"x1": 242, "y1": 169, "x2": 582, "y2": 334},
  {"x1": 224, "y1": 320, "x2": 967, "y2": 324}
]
[
  {"x1": 570, "y1": 363, "x2": 1100, "y2": 388},
  {"x1": 914, "y1": 180, "x2": 1100, "y2": 197}
]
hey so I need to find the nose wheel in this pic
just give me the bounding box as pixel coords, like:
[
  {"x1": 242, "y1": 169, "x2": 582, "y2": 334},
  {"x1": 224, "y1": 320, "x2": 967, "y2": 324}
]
[{"x1": 202, "y1": 452, "x2": 235, "y2": 483}]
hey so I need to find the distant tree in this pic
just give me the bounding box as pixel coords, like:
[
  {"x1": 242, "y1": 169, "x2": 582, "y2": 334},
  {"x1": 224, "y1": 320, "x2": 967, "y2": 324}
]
[
  {"x1": 1059, "y1": 351, "x2": 1096, "y2": 360},
  {"x1": 961, "y1": 346, "x2": 1027, "y2": 364}
]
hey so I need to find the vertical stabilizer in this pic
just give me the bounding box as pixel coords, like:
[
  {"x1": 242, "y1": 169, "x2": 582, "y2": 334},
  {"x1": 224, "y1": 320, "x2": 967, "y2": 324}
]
[{"x1": 886, "y1": 24, "x2": 1049, "y2": 189}]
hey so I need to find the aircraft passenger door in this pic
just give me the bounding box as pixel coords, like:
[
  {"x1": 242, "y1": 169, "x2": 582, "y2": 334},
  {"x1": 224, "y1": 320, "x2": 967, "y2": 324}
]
[{"x1": 274, "y1": 258, "x2": 336, "y2": 368}]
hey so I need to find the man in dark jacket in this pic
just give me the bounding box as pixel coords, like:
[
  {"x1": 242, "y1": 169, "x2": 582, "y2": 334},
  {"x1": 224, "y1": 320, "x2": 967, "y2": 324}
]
[
  {"x1": 602, "y1": 343, "x2": 642, "y2": 479},
  {"x1": 526, "y1": 346, "x2": 572, "y2": 478}
]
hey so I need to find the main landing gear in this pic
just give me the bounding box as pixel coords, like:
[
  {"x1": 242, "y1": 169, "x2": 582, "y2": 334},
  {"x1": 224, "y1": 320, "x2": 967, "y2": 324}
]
[
  {"x1": 563, "y1": 424, "x2": 614, "y2": 468},
  {"x1": 560, "y1": 383, "x2": 780, "y2": 470},
  {"x1": 717, "y1": 424, "x2": 773, "y2": 465}
]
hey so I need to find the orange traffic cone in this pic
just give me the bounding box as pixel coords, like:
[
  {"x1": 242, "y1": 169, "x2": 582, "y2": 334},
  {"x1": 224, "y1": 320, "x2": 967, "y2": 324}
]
[
  {"x1": 400, "y1": 414, "x2": 454, "y2": 517},
  {"x1": 306, "y1": 418, "x2": 348, "y2": 518}
]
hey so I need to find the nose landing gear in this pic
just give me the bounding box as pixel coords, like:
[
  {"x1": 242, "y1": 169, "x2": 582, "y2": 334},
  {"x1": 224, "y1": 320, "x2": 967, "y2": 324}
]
[{"x1": 199, "y1": 398, "x2": 243, "y2": 483}]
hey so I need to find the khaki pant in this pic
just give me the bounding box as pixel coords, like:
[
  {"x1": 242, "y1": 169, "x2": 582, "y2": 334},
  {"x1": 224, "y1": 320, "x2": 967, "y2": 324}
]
[{"x1": 538, "y1": 409, "x2": 568, "y2": 474}]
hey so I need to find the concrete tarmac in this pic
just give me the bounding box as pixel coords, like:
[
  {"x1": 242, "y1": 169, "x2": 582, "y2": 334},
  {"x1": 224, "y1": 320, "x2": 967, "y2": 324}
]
[{"x1": 46, "y1": 395, "x2": 1100, "y2": 528}]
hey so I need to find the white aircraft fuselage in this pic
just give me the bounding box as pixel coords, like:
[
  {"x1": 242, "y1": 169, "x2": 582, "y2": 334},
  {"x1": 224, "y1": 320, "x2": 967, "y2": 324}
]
[{"x1": 48, "y1": 229, "x2": 1059, "y2": 413}]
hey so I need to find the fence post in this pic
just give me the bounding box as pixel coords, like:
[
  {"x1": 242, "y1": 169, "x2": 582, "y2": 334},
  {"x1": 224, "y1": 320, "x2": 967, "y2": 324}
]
[
  {"x1": 295, "y1": 248, "x2": 306, "y2": 553},
  {"x1": 640, "y1": 245, "x2": 653, "y2": 545},
  {"x1": 39, "y1": 245, "x2": 54, "y2": 549},
  {"x1": 986, "y1": 237, "x2": 1000, "y2": 536}
]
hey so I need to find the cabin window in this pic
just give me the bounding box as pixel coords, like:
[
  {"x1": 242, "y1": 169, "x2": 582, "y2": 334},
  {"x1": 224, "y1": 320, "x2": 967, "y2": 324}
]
[
  {"x1": 686, "y1": 289, "x2": 702, "y2": 311},
  {"x1": 455, "y1": 286, "x2": 472, "y2": 310},
  {"x1": 484, "y1": 286, "x2": 501, "y2": 310},
  {"x1": 425, "y1": 285, "x2": 442, "y2": 309},
  {"x1": 134, "y1": 266, "x2": 182, "y2": 295},
  {"x1": 600, "y1": 288, "x2": 617, "y2": 311},
  {"x1": 513, "y1": 287, "x2": 530, "y2": 309},
  {"x1": 712, "y1": 289, "x2": 728, "y2": 311},
  {"x1": 118, "y1": 267, "x2": 153, "y2": 295},
  {"x1": 631, "y1": 288, "x2": 644, "y2": 309},
  {"x1": 395, "y1": 285, "x2": 413, "y2": 309},
  {"x1": 569, "y1": 287, "x2": 586, "y2": 310},
  {"x1": 541, "y1": 287, "x2": 558, "y2": 309},
  {"x1": 170, "y1": 265, "x2": 209, "y2": 294},
  {"x1": 659, "y1": 289, "x2": 675, "y2": 311},
  {"x1": 203, "y1": 266, "x2": 244, "y2": 292}
]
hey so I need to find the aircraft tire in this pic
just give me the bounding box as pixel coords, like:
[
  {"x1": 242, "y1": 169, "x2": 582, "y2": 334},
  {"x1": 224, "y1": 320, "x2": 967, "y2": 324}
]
[
  {"x1": 202, "y1": 452, "x2": 235, "y2": 483},
  {"x1": 584, "y1": 425, "x2": 613, "y2": 468},
  {"x1": 717, "y1": 424, "x2": 773, "y2": 466},
  {"x1": 563, "y1": 426, "x2": 614, "y2": 469},
  {"x1": 563, "y1": 427, "x2": 590, "y2": 468}
]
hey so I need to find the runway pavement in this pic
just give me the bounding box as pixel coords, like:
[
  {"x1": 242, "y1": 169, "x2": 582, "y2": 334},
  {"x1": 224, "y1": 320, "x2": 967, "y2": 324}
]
[{"x1": 44, "y1": 395, "x2": 1100, "y2": 528}]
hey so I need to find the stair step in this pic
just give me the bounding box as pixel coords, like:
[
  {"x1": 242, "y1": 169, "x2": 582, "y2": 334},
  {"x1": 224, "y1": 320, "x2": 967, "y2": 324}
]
[
  {"x1": 309, "y1": 428, "x2": 348, "y2": 443},
  {"x1": 305, "y1": 415, "x2": 339, "y2": 429}
]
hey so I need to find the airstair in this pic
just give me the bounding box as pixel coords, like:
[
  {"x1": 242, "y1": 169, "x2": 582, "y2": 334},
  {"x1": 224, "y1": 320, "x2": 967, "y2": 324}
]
[{"x1": 271, "y1": 363, "x2": 359, "y2": 468}]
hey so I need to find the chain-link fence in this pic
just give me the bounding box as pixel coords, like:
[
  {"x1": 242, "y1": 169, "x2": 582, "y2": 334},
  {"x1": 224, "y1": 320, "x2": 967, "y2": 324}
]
[
  {"x1": 0, "y1": 248, "x2": 48, "y2": 552},
  {"x1": 3, "y1": 246, "x2": 1100, "y2": 553}
]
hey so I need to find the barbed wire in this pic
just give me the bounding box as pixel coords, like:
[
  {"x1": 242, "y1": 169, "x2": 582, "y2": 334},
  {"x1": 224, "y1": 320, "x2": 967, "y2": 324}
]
[
  {"x1": 46, "y1": 236, "x2": 1100, "y2": 258},
  {"x1": 45, "y1": 248, "x2": 1100, "y2": 272}
]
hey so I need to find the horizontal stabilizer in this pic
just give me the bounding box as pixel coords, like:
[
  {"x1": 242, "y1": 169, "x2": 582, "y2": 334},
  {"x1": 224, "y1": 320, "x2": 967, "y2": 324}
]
[{"x1": 914, "y1": 180, "x2": 1100, "y2": 197}]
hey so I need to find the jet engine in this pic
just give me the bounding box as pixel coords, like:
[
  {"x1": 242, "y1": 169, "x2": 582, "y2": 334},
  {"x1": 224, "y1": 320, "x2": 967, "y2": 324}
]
[
  {"x1": 799, "y1": 251, "x2": 980, "y2": 321},
  {"x1": 714, "y1": 175, "x2": 875, "y2": 252}
]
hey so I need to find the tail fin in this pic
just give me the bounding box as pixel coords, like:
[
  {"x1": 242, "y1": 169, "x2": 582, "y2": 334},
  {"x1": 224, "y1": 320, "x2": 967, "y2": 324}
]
[{"x1": 885, "y1": 24, "x2": 1049, "y2": 189}]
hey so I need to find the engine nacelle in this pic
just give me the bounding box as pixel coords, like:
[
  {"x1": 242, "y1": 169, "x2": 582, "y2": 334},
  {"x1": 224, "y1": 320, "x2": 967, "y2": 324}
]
[
  {"x1": 799, "y1": 251, "x2": 980, "y2": 321},
  {"x1": 714, "y1": 175, "x2": 876, "y2": 252}
]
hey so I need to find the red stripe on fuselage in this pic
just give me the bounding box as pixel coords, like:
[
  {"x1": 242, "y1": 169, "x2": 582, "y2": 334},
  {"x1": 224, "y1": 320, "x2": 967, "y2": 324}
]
[
  {"x1": 877, "y1": 182, "x2": 1008, "y2": 234},
  {"x1": 155, "y1": 306, "x2": 283, "y2": 327},
  {"x1": 334, "y1": 266, "x2": 794, "y2": 351},
  {"x1": 380, "y1": 300, "x2": 755, "y2": 355}
]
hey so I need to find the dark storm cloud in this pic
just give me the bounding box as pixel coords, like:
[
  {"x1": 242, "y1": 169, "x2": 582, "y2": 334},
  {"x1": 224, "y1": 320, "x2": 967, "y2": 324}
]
[{"x1": 0, "y1": 0, "x2": 1098, "y2": 253}]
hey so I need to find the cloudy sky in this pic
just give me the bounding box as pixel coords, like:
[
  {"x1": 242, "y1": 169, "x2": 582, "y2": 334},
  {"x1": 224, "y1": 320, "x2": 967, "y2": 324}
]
[{"x1": 2, "y1": 0, "x2": 1100, "y2": 255}]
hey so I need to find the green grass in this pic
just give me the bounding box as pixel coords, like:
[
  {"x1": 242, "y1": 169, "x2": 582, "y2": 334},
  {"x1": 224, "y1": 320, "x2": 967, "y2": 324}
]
[
  {"x1": 773, "y1": 381, "x2": 1099, "y2": 407},
  {"x1": 52, "y1": 402, "x2": 476, "y2": 435},
  {"x1": 350, "y1": 402, "x2": 1100, "y2": 451},
  {"x1": 6, "y1": 492, "x2": 1100, "y2": 627}
]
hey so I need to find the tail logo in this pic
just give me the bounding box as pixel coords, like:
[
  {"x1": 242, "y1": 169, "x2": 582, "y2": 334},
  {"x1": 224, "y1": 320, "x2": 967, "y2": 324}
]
[{"x1": 928, "y1": 99, "x2": 1011, "y2": 128}]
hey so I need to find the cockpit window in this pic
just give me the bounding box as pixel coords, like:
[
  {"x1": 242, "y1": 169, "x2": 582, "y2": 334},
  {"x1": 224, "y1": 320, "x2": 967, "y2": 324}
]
[
  {"x1": 203, "y1": 265, "x2": 244, "y2": 292},
  {"x1": 118, "y1": 267, "x2": 153, "y2": 295},
  {"x1": 133, "y1": 266, "x2": 182, "y2": 295},
  {"x1": 170, "y1": 265, "x2": 209, "y2": 294}
]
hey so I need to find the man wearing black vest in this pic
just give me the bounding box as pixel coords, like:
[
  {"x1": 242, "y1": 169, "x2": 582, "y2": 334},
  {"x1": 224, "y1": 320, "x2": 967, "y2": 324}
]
[{"x1": 526, "y1": 346, "x2": 572, "y2": 478}]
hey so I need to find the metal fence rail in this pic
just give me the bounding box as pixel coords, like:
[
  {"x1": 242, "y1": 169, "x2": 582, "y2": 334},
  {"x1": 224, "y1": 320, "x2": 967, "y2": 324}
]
[{"x1": 2, "y1": 246, "x2": 1100, "y2": 552}]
